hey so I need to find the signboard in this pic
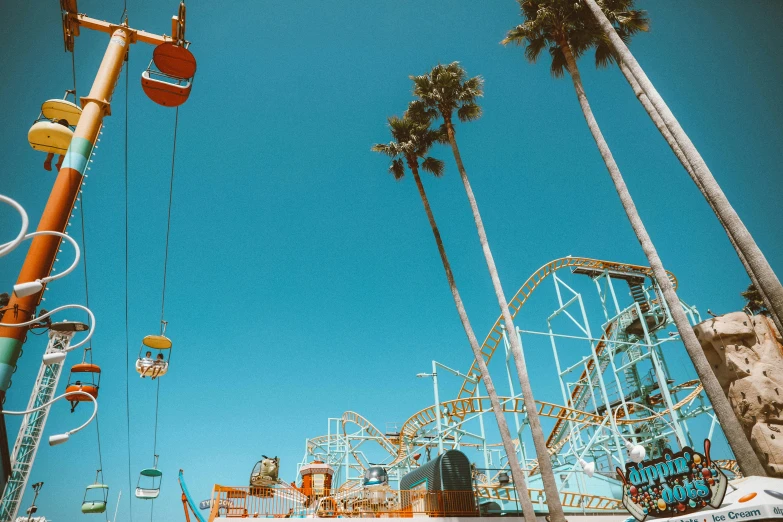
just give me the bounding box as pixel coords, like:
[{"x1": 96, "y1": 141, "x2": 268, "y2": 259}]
[
  {"x1": 198, "y1": 499, "x2": 233, "y2": 510},
  {"x1": 617, "y1": 439, "x2": 728, "y2": 521}
]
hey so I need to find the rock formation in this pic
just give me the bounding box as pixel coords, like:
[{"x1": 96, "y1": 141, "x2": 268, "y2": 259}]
[{"x1": 694, "y1": 312, "x2": 783, "y2": 477}]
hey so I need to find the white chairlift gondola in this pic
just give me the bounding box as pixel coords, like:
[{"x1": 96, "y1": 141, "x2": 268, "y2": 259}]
[
  {"x1": 27, "y1": 90, "x2": 81, "y2": 172},
  {"x1": 136, "y1": 458, "x2": 162, "y2": 500},
  {"x1": 135, "y1": 334, "x2": 171, "y2": 379}
]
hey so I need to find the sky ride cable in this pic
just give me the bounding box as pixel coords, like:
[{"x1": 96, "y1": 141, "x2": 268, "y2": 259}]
[
  {"x1": 123, "y1": 54, "x2": 134, "y2": 522},
  {"x1": 148, "y1": 104, "x2": 179, "y2": 522},
  {"x1": 79, "y1": 194, "x2": 109, "y2": 522},
  {"x1": 72, "y1": 39, "x2": 109, "y2": 522}
]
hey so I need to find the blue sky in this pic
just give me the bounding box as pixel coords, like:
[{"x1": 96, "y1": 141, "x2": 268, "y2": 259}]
[{"x1": 1, "y1": 0, "x2": 782, "y2": 520}]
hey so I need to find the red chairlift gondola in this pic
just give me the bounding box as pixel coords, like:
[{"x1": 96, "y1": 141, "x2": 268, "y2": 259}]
[
  {"x1": 141, "y1": 2, "x2": 196, "y2": 107},
  {"x1": 64, "y1": 363, "x2": 101, "y2": 413}
]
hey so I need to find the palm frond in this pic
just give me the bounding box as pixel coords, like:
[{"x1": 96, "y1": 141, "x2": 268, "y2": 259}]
[
  {"x1": 507, "y1": 0, "x2": 647, "y2": 77},
  {"x1": 594, "y1": 37, "x2": 617, "y2": 68},
  {"x1": 457, "y1": 103, "x2": 482, "y2": 122},
  {"x1": 549, "y1": 45, "x2": 567, "y2": 78},
  {"x1": 421, "y1": 156, "x2": 445, "y2": 177},
  {"x1": 371, "y1": 142, "x2": 396, "y2": 157},
  {"x1": 524, "y1": 34, "x2": 548, "y2": 63},
  {"x1": 410, "y1": 63, "x2": 482, "y2": 127},
  {"x1": 389, "y1": 158, "x2": 406, "y2": 180}
]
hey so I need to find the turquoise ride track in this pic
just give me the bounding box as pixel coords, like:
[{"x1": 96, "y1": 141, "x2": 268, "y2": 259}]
[{"x1": 179, "y1": 469, "x2": 207, "y2": 522}]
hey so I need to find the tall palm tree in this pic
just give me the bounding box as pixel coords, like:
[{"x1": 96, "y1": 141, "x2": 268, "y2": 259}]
[
  {"x1": 372, "y1": 112, "x2": 539, "y2": 521},
  {"x1": 616, "y1": 59, "x2": 769, "y2": 329},
  {"x1": 409, "y1": 63, "x2": 566, "y2": 522},
  {"x1": 581, "y1": 0, "x2": 783, "y2": 337},
  {"x1": 503, "y1": 0, "x2": 767, "y2": 477}
]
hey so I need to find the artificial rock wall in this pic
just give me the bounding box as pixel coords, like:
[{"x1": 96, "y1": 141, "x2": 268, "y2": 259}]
[{"x1": 693, "y1": 312, "x2": 783, "y2": 477}]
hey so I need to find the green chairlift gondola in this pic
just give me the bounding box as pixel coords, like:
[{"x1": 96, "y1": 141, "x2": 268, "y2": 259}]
[
  {"x1": 82, "y1": 470, "x2": 109, "y2": 514},
  {"x1": 136, "y1": 457, "x2": 162, "y2": 500}
]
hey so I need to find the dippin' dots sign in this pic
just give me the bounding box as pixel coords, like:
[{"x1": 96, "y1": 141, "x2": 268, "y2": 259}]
[{"x1": 617, "y1": 439, "x2": 728, "y2": 521}]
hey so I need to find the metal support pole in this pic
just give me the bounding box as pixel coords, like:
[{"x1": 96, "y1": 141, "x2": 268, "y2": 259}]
[
  {"x1": 0, "y1": 25, "x2": 130, "y2": 395},
  {"x1": 431, "y1": 360, "x2": 444, "y2": 456}
]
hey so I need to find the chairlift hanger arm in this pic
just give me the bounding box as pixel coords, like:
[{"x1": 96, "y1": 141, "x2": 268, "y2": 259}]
[{"x1": 69, "y1": 14, "x2": 177, "y2": 47}]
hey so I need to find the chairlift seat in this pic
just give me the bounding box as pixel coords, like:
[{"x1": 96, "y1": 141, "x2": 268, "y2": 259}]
[
  {"x1": 135, "y1": 487, "x2": 161, "y2": 500},
  {"x1": 28, "y1": 121, "x2": 74, "y2": 154},
  {"x1": 153, "y1": 42, "x2": 197, "y2": 79},
  {"x1": 41, "y1": 99, "x2": 82, "y2": 126},
  {"x1": 141, "y1": 71, "x2": 192, "y2": 107},
  {"x1": 81, "y1": 501, "x2": 107, "y2": 514},
  {"x1": 135, "y1": 358, "x2": 169, "y2": 377},
  {"x1": 81, "y1": 484, "x2": 108, "y2": 514},
  {"x1": 142, "y1": 335, "x2": 172, "y2": 350},
  {"x1": 65, "y1": 383, "x2": 98, "y2": 401}
]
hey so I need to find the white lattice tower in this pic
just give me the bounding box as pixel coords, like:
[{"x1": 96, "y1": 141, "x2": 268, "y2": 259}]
[{"x1": 0, "y1": 329, "x2": 73, "y2": 522}]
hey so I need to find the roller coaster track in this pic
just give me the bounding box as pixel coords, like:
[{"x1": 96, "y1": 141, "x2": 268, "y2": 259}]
[
  {"x1": 456, "y1": 257, "x2": 677, "y2": 403},
  {"x1": 311, "y1": 381, "x2": 705, "y2": 480},
  {"x1": 474, "y1": 485, "x2": 622, "y2": 511}
]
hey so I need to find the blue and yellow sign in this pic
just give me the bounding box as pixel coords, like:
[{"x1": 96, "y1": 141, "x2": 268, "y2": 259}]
[{"x1": 617, "y1": 439, "x2": 728, "y2": 521}]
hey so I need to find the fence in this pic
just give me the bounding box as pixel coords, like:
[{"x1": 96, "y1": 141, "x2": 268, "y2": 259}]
[{"x1": 208, "y1": 486, "x2": 478, "y2": 519}]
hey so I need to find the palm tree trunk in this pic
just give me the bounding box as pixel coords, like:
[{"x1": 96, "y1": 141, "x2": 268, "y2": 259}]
[
  {"x1": 441, "y1": 122, "x2": 568, "y2": 522},
  {"x1": 560, "y1": 39, "x2": 767, "y2": 477},
  {"x1": 619, "y1": 63, "x2": 778, "y2": 333},
  {"x1": 407, "y1": 157, "x2": 539, "y2": 521},
  {"x1": 583, "y1": 0, "x2": 783, "y2": 336}
]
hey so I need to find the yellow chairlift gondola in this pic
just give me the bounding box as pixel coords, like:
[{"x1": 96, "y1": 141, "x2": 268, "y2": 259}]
[
  {"x1": 136, "y1": 456, "x2": 163, "y2": 500},
  {"x1": 27, "y1": 90, "x2": 82, "y2": 171},
  {"x1": 141, "y1": 2, "x2": 197, "y2": 107},
  {"x1": 136, "y1": 334, "x2": 171, "y2": 380},
  {"x1": 82, "y1": 469, "x2": 109, "y2": 514}
]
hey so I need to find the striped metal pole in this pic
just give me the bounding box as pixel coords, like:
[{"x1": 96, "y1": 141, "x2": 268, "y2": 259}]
[{"x1": 0, "y1": 25, "x2": 130, "y2": 398}]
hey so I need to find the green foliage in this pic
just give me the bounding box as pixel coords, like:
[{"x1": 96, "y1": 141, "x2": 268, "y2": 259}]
[
  {"x1": 741, "y1": 283, "x2": 768, "y2": 316},
  {"x1": 409, "y1": 62, "x2": 484, "y2": 125},
  {"x1": 371, "y1": 110, "x2": 444, "y2": 180},
  {"x1": 502, "y1": 0, "x2": 648, "y2": 77}
]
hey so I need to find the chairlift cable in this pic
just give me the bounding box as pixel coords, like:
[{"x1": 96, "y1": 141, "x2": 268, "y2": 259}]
[
  {"x1": 160, "y1": 107, "x2": 179, "y2": 325},
  {"x1": 74, "y1": 44, "x2": 108, "y2": 521},
  {"x1": 123, "y1": 53, "x2": 134, "y2": 522},
  {"x1": 78, "y1": 191, "x2": 107, "y2": 508},
  {"x1": 150, "y1": 379, "x2": 161, "y2": 522}
]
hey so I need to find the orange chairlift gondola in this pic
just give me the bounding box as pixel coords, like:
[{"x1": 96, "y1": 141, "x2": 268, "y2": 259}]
[
  {"x1": 27, "y1": 89, "x2": 82, "y2": 171},
  {"x1": 141, "y1": 2, "x2": 197, "y2": 107},
  {"x1": 64, "y1": 350, "x2": 100, "y2": 413},
  {"x1": 136, "y1": 334, "x2": 171, "y2": 380}
]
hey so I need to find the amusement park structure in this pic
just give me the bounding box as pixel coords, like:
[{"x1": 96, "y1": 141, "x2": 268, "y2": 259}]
[
  {"x1": 198, "y1": 257, "x2": 741, "y2": 519},
  {"x1": 1, "y1": 0, "x2": 195, "y2": 519}
]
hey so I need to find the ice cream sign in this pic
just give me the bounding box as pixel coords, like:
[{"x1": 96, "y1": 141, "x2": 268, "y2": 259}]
[{"x1": 617, "y1": 439, "x2": 728, "y2": 521}]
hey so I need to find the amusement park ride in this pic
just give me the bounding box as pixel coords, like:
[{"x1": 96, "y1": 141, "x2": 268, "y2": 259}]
[
  {"x1": 0, "y1": 1, "x2": 771, "y2": 520},
  {"x1": 197, "y1": 257, "x2": 744, "y2": 519},
  {"x1": 0, "y1": 0, "x2": 196, "y2": 520}
]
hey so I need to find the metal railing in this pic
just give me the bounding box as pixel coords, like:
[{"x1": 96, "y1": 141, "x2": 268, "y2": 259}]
[{"x1": 208, "y1": 486, "x2": 478, "y2": 519}]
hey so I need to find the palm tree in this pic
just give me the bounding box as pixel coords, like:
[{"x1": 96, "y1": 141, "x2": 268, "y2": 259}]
[
  {"x1": 503, "y1": 0, "x2": 767, "y2": 477},
  {"x1": 581, "y1": 0, "x2": 783, "y2": 337},
  {"x1": 615, "y1": 60, "x2": 767, "y2": 326},
  {"x1": 409, "y1": 63, "x2": 566, "y2": 522},
  {"x1": 372, "y1": 112, "x2": 539, "y2": 521}
]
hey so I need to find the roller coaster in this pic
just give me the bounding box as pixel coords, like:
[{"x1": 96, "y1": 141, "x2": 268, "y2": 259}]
[{"x1": 298, "y1": 257, "x2": 736, "y2": 513}]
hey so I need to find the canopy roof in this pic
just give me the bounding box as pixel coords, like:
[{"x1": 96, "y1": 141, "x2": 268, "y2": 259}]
[
  {"x1": 71, "y1": 363, "x2": 101, "y2": 373},
  {"x1": 139, "y1": 468, "x2": 163, "y2": 477},
  {"x1": 142, "y1": 335, "x2": 172, "y2": 349}
]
